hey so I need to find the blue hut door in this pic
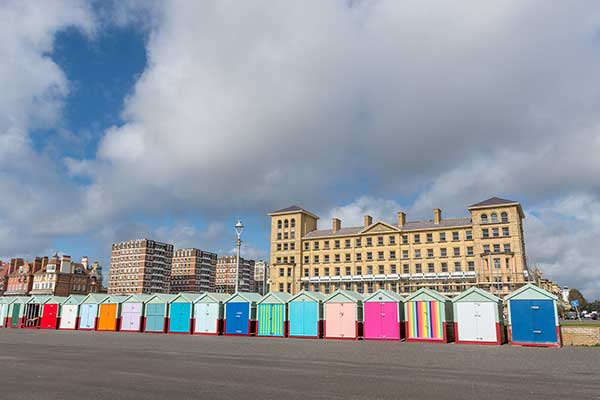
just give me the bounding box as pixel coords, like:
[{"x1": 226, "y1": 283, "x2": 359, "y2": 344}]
[
  {"x1": 226, "y1": 302, "x2": 248, "y2": 335},
  {"x1": 289, "y1": 302, "x2": 304, "y2": 336},
  {"x1": 303, "y1": 302, "x2": 318, "y2": 337},
  {"x1": 79, "y1": 304, "x2": 97, "y2": 329},
  {"x1": 511, "y1": 300, "x2": 557, "y2": 343},
  {"x1": 146, "y1": 303, "x2": 165, "y2": 332},
  {"x1": 170, "y1": 303, "x2": 191, "y2": 333}
]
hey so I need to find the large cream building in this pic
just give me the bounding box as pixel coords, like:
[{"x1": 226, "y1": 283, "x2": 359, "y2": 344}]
[{"x1": 268, "y1": 197, "x2": 531, "y2": 297}]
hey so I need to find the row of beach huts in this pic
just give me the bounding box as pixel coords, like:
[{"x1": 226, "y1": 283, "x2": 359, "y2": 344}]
[{"x1": 0, "y1": 284, "x2": 561, "y2": 347}]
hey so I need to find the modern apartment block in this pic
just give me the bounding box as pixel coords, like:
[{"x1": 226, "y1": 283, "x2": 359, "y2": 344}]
[
  {"x1": 253, "y1": 260, "x2": 269, "y2": 295},
  {"x1": 108, "y1": 239, "x2": 174, "y2": 295},
  {"x1": 170, "y1": 248, "x2": 217, "y2": 293},
  {"x1": 215, "y1": 255, "x2": 256, "y2": 294},
  {"x1": 268, "y1": 197, "x2": 531, "y2": 297}
]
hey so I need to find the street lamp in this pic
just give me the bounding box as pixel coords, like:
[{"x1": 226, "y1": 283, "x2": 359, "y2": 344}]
[{"x1": 234, "y1": 219, "x2": 244, "y2": 293}]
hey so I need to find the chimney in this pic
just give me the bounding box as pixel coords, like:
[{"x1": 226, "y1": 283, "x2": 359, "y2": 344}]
[
  {"x1": 332, "y1": 218, "x2": 341, "y2": 233},
  {"x1": 81, "y1": 256, "x2": 89, "y2": 269},
  {"x1": 60, "y1": 255, "x2": 72, "y2": 274},
  {"x1": 434, "y1": 208, "x2": 442, "y2": 224},
  {"x1": 363, "y1": 215, "x2": 373, "y2": 227},
  {"x1": 397, "y1": 212, "x2": 406, "y2": 227}
]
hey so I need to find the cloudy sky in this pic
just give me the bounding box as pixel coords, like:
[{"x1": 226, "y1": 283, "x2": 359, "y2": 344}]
[{"x1": 2, "y1": 1, "x2": 600, "y2": 299}]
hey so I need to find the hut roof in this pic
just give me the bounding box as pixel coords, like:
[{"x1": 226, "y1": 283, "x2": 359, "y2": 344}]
[
  {"x1": 194, "y1": 292, "x2": 231, "y2": 303},
  {"x1": 258, "y1": 292, "x2": 292, "y2": 304},
  {"x1": 452, "y1": 287, "x2": 501, "y2": 303},
  {"x1": 225, "y1": 292, "x2": 263, "y2": 303},
  {"x1": 505, "y1": 283, "x2": 558, "y2": 301},
  {"x1": 404, "y1": 288, "x2": 450, "y2": 303},
  {"x1": 324, "y1": 289, "x2": 364, "y2": 303},
  {"x1": 363, "y1": 289, "x2": 404, "y2": 303},
  {"x1": 288, "y1": 290, "x2": 327, "y2": 303}
]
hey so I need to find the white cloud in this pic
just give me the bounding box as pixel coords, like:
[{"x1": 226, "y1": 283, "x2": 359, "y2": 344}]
[{"x1": 321, "y1": 196, "x2": 404, "y2": 228}]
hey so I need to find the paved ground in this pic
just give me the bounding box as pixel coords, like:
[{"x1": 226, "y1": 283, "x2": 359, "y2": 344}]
[{"x1": 0, "y1": 329, "x2": 598, "y2": 400}]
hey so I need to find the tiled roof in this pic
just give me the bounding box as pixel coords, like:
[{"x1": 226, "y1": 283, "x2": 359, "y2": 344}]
[
  {"x1": 303, "y1": 217, "x2": 472, "y2": 239},
  {"x1": 270, "y1": 205, "x2": 307, "y2": 214},
  {"x1": 469, "y1": 197, "x2": 517, "y2": 208}
]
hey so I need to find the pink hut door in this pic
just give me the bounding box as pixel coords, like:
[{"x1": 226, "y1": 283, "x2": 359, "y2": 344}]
[
  {"x1": 325, "y1": 303, "x2": 342, "y2": 337},
  {"x1": 339, "y1": 303, "x2": 356, "y2": 338},
  {"x1": 364, "y1": 302, "x2": 399, "y2": 339}
]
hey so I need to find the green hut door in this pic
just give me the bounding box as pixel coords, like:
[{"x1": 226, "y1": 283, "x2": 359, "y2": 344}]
[{"x1": 11, "y1": 304, "x2": 20, "y2": 327}]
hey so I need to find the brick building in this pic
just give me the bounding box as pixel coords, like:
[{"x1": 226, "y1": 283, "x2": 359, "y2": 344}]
[
  {"x1": 170, "y1": 248, "x2": 217, "y2": 293},
  {"x1": 108, "y1": 239, "x2": 174, "y2": 295},
  {"x1": 215, "y1": 255, "x2": 256, "y2": 294},
  {"x1": 4, "y1": 257, "x2": 47, "y2": 296}
]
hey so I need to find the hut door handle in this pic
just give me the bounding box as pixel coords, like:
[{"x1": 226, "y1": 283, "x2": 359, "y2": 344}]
[
  {"x1": 533, "y1": 330, "x2": 542, "y2": 334},
  {"x1": 531, "y1": 306, "x2": 540, "y2": 310}
]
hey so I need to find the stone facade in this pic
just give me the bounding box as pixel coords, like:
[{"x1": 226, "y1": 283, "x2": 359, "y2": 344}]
[
  {"x1": 561, "y1": 326, "x2": 600, "y2": 346},
  {"x1": 268, "y1": 198, "x2": 531, "y2": 296}
]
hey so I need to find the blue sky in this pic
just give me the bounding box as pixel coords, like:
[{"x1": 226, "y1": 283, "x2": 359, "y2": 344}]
[{"x1": 2, "y1": 1, "x2": 600, "y2": 299}]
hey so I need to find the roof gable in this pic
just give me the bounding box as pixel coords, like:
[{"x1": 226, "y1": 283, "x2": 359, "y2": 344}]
[
  {"x1": 360, "y1": 221, "x2": 399, "y2": 234},
  {"x1": 505, "y1": 283, "x2": 557, "y2": 301},
  {"x1": 288, "y1": 290, "x2": 327, "y2": 303},
  {"x1": 44, "y1": 296, "x2": 67, "y2": 304},
  {"x1": 258, "y1": 292, "x2": 292, "y2": 304},
  {"x1": 62, "y1": 295, "x2": 88, "y2": 305},
  {"x1": 325, "y1": 290, "x2": 363, "y2": 303},
  {"x1": 102, "y1": 295, "x2": 130, "y2": 304},
  {"x1": 363, "y1": 289, "x2": 404, "y2": 303},
  {"x1": 194, "y1": 292, "x2": 231, "y2": 303},
  {"x1": 83, "y1": 294, "x2": 109, "y2": 304},
  {"x1": 124, "y1": 294, "x2": 153, "y2": 303},
  {"x1": 225, "y1": 292, "x2": 263, "y2": 303},
  {"x1": 404, "y1": 288, "x2": 450, "y2": 303},
  {"x1": 147, "y1": 294, "x2": 177, "y2": 303},
  {"x1": 452, "y1": 287, "x2": 501, "y2": 303},
  {"x1": 469, "y1": 197, "x2": 518, "y2": 208},
  {"x1": 28, "y1": 295, "x2": 51, "y2": 304},
  {"x1": 170, "y1": 292, "x2": 204, "y2": 303}
]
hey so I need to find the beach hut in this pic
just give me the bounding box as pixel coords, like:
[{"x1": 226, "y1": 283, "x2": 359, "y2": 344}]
[
  {"x1": 257, "y1": 292, "x2": 292, "y2": 337},
  {"x1": 323, "y1": 290, "x2": 364, "y2": 340},
  {"x1": 0, "y1": 297, "x2": 16, "y2": 328},
  {"x1": 362, "y1": 290, "x2": 404, "y2": 340},
  {"x1": 168, "y1": 293, "x2": 203, "y2": 334},
  {"x1": 193, "y1": 292, "x2": 230, "y2": 335},
  {"x1": 40, "y1": 296, "x2": 67, "y2": 329},
  {"x1": 6, "y1": 297, "x2": 32, "y2": 328},
  {"x1": 452, "y1": 287, "x2": 504, "y2": 345},
  {"x1": 223, "y1": 292, "x2": 262, "y2": 336},
  {"x1": 143, "y1": 294, "x2": 177, "y2": 333},
  {"x1": 97, "y1": 295, "x2": 130, "y2": 331},
  {"x1": 404, "y1": 288, "x2": 453, "y2": 343},
  {"x1": 506, "y1": 284, "x2": 561, "y2": 347},
  {"x1": 58, "y1": 295, "x2": 87, "y2": 330},
  {"x1": 24, "y1": 295, "x2": 50, "y2": 328},
  {"x1": 120, "y1": 294, "x2": 152, "y2": 332},
  {"x1": 287, "y1": 291, "x2": 326, "y2": 339},
  {"x1": 78, "y1": 294, "x2": 109, "y2": 330}
]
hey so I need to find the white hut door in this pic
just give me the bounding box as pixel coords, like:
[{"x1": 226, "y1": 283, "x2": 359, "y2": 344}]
[
  {"x1": 60, "y1": 305, "x2": 77, "y2": 329},
  {"x1": 456, "y1": 303, "x2": 477, "y2": 341},
  {"x1": 0, "y1": 304, "x2": 7, "y2": 327},
  {"x1": 473, "y1": 302, "x2": 496, "y2": 342}
]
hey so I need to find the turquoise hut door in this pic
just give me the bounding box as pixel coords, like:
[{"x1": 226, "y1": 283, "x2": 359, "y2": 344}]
[
  {"x1": 169, "y1": 303, "x2": 191, "y2": 333},
  {"x1": 145, "y1": 303, "x2": 165, "y2": 332}
]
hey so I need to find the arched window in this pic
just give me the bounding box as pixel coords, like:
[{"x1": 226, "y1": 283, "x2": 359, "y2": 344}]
[
  {"x1": 277, "y1": 220, "x2": 282, "y2": 229},
  {"x1": 491, "y1": 213, "x2": 498, "y2": 223},
  {"x1": 290, "y1": 218, "x2": 296, "y2": 228},
  {"x1": 284, "y1": 219, "x2": 289, "y2": 228},
  {"x1": 501, "y1": 212, "x2": 508, "y2": 223},
  {"x1": 481, "y1": 214, "x2": 488, "y2": 224}
]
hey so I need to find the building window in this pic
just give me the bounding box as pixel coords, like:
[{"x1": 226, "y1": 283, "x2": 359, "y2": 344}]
[
  {"x1": 378, "y1": 236, "x2": 384, "y2": 246},
  {"x1": 277, "y1": 233, "x2": 282, "y2": 240},
  {"x1": 345, "y1": 254, "x2": 351, "y2": 262},
  {"x1": 468, "y1": 261, "x2": 475, "y2": 271},
  {"x1": 390, "y1": 251, "x2": 396, "y2": 260},
  {"x1": 356, "y1": 253, "x2": 362, "y2": 262},
  {"x1": 366, "y1": 238, "x2": 373, "y2": 247},
  {"x1": 276, "y1": 243, "x2": 281, "y2": 251},
  {"x1": 283, "y1": 243, "x2": 288, "y2": 251},
  {"x1": 441, "y1": 262, "x2": 448, "y2": 272},
  {"x1": 428, "y1": 263, "x2": 435, "y2": 273},
  {"x1": 324, "y1": 267, "x2": 330, "y2": 275},
  {"x1": 304, "y1": 242, "x2": 309, "y2": 250},
  {"x1": 492, "y1": 228, "x2": 499, "y2": 237},
  {"x1": 367, "y1": 252, "x2": 373, "y2": 261},
  {"x1": 290, "y1": 219, "x2": 295, "y2": 228},
  {"x1": 453, "y1": 247, "x2": 460, "y2": 256},
  {"x1": 415, "y1": 263, "x2": 422, "y2": 273},
  {"x1": 287, "y1": 268, "x2": 292, "y2": 276},
  {"x1": 505, "y1": 258, "x2": 511, "y2": 268},
  {"x1": 378, "y1": 265, "x2": 385, "y2": 274},
  {"x1": 402, "y1": 250, "x2": 409, "y2": 259},
  {"x1": 427, "y1": 248, "x2": 434, "y2": 258},
  {"x1": 493, "y1": 244, "x2": 500, "y2": 253},
  {"x1": 455, "y1": 262, "x2": 462, "y2": 272},
  {"x1": 414, "y1": 249, "x2": 421, "y2": 258},
  {"x1": 356, "y1": 266, "x2": 362, "y2": 274},
  {"x1": 481, "y1": 214, "x2": 488, "y2": 224},
  {"x1": 467, "y1": 246, "x2": 474, "y2": 256},
  {"x1": 414, "y1": 234, "x2": 420, "y2": 243},
  {"x1": 356, "y1": 238, "x2": 361, "y2": 247},
  {"x1": 402, "y1": 235, "x2": 408, "y2": 244},
  {"x1": 279, "y1": 268, "x2": 285, "y2": 277},
  {"x1": 483, "y1": 244, "x2": 490, "y2": 253},
  {"x1": 389, "y1": 236, "x2": 396, "y2": 245},
  {"x1": 284, "y1": 219, "x2": 289, "y2": 228},
  {"x1": 324, "y1": 255, "x2": 330, "y2": 263},
  {"x1": 334, "y1": 240, "x2": 340, "y2": 249},
  {"x1": 313, "y1": 255, "x2": 319, "y2": 263},
  {"x1": 504, "y1": 244, "x2": 511, "y2": 253},
  {"x1": 277, "y1": 220, "x2": 282, "y2": 229},
  {"x1": 378, "y1": 251, "x2": 384, "y2": 260},
  {"x1": 345, "y1": 267, "x2": 351, "y2": 275},
  {"x1": 491, "y1": 213, "x2": 498, "y2": 223},
  {"x1": 335, "y1": 267, "x2": 340, "y2": 276},
  {"x1": 276, "y1": 257, "x2": 282, "y2": 263},
  {"x1": 440, "y1": 248, "x2": 447, "y2": 257},
  {"x1": 304, "y1": 256, "x2": 309, "y2": 264},
  {"x1": 466, "y1": 230, "x2": 472, "y2": 240},
  {"x1": 482, "y1": 228, "x2": 489, "y2": 238},
  {"x1": 390, "y1": 264, "x2": 397, "y2": 274},
  {"x1": 367, "y1": 266, "x2": 373, "y2": 275},
  {"x1": 501, "y1": 212, "x2": 508, "y2": 223},
  {"x1": 403, "y1": 264, "x2": 409, "y2": 274},
  {"x1": 493, "y1": 258, "x2": 501, "y2": 269},
  {"x1": 502, "y1": 227, "x2": 509, "y2": 236},
  {"x1": 324, "y1": 241, "x2": 330, "y2": 250},
  {"x1": 279, "y1": 283, "x2": 284, "y2": 291},
  {"x1": 439, "y1": 232, "x2": 446, "y2": 242},
  {"x1": 304, "y1": 268, "x2": 309, "y2": 277},
  {"x1": 427, "y1": 233, "x2": 433, "y2": 243},
  {"x1": 345, "y1": 239, "x2": 351, "y2": 248},
  {"x1": 452, "y1": 231, "x2": 459, "y2": 241}
]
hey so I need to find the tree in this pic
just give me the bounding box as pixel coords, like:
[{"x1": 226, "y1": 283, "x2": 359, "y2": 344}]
[{"x1": 568, "y1": 289, "x2": 588, "y2": 309}]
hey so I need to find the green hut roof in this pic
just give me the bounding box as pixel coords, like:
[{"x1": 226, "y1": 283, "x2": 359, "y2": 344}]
[
  {"x1": 258, "y1": 292, "x2": 292, "y2": 304},
  {"x1": 194, "y1": 292, "x2": 231, "y2": 303},
  {"x1": 452, "y1": 287, "x2": 501, "y2": 303},
  {"x1": 404, "y1": 288, "x2": 450, "y2": 303},
  {"x1": 124, "y1": 294, "x2": 154, "y2": 303},
  {"x1": 225, "y1": 292, "x2": 263, "y2": 303},
  {"x1": 170, "y1": 292, "x2": 204, "y2": 303},
  {"x1": 288, "y1": 290, "x2": 327, "y2": 303},
  {"x1": 505, "y1": 283, "x2": 558, "y2": 301},
  {"x1": 62, "y1": 295, "x2": 88, "y2": 305},
  {"x1": 0, "y1": 297, "x2": 17, "y2": 304},
  {"x1": 43, "y1": 296, "x2": 68, "y2": 304},
  {"x1": 28, "y1": 295, "x2": 51, "y2": 304},
  {"x1": 146, "y1": 293, "x2": 178, "y2": 303},
  {"x1": 324, "y1": 289, "x2": 364, "y2": 303},
  {"x1": 363, "y1": 289, "x2": 404, "y2": 303},
  {"x1": 101, "y1": 295, "x2": 131, "y2": 304},
  {"x1": 83, "y1": 294, "x2": 109, "y2": 304}
]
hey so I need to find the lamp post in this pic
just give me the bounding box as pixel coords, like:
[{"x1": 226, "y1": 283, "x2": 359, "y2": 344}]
[{"x1": 234, "y1": 220, "x2": 244, "y2": 293}]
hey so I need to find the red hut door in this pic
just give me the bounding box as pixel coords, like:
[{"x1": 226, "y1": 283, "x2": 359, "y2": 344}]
[{"x1": 41, "y1": 304, "x2": 58, "y2": 329}]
